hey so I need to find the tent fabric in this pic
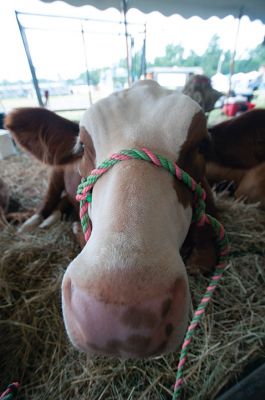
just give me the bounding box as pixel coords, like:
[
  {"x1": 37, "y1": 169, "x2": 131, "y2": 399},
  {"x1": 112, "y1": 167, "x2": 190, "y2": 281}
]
[{"x1": 40, "y1": 0, "x2": 265, "y2": 23}]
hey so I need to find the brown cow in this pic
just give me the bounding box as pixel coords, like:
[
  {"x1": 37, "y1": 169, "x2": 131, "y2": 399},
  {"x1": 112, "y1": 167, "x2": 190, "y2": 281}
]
[
  {"x1": 206, "y1": 108, "x2": 265, "y2": 207},
  {"x1": 5, "y1": 81, "x2": 219, "y2": 358},
  {"x1": 182, "y1": 74, "x2": 222, "y2": 113}
]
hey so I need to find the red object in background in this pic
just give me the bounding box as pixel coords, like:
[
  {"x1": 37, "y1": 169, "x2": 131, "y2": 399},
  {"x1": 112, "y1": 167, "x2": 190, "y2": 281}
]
[
  {"x1": 223, "y1": 102, "x2": 255, "y2": 117},
  {"x1": 248, "y1": 103, "x2": 256, "y2": 110},
  {"x1": 223, "y1": 103, "x2": 238, "y2": 117}
]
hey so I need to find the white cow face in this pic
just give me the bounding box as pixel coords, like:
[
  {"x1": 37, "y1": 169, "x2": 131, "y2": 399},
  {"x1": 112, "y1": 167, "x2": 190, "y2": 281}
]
[{"x1": 62, "y1": 80, "x2": 210, "y2": 358}]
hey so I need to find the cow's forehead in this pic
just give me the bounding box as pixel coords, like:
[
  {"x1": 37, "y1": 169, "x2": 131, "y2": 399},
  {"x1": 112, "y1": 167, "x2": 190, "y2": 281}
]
[{"x1": 80, "y1": 80, "x2": 202, "y2": 163}]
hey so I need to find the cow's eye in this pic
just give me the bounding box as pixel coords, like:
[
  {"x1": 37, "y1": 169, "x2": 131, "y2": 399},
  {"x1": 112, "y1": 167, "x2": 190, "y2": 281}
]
[
  {"x1": 74, "y1": 138, "x2": 85, "y2": 157},
  {"x1": 77, "y1": 141, "x2": 85, "y2": 156}
]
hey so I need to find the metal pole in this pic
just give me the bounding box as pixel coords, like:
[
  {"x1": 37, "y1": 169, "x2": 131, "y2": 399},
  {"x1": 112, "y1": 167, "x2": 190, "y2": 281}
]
[
  {"x1": 15, "y1": 11, "x2": 44, "y2": 107},
  {"x1": 228, "y1": 7, "x2": 243, "y2": 95},
  {"x1": 140, "y1": 23, "x2": 147, "y2": 79},
  {"x1": 81, "y1": 23, "x2": 93, "y2": 105},
  {"x1": 121, "y1": 0, "x2": 132, "y2": 87}
]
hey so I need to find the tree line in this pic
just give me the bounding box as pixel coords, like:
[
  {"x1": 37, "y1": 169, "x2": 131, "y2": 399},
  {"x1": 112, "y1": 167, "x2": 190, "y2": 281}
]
[
  {"x1": 80, "y1": 34, "x2": 265, "y2": 86},
  {"x1": 2, "y1": 34, "x2": 263, "y2": 87},
  {"x1": 151, "y1": 34, "x2": 265, "y2": 77}
]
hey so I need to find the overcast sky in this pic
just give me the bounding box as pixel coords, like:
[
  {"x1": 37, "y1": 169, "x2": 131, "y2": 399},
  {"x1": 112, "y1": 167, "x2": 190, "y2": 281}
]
[{"x1": 1, "y1": 0, "x2": 264, "y2": 82}]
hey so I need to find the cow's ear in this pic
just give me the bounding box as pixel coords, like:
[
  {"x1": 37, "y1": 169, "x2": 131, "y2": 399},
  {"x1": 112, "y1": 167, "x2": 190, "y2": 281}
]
[{"x1": 4, "y1": 107, "x2": 81, "y2": 166}]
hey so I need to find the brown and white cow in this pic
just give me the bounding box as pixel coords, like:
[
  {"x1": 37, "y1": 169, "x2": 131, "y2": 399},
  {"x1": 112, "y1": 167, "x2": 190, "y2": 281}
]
[
  {"x1": 4, "y1": 107, "x2": 84, "y2": 237},
  {"x1": 5, "y1": 80, "x2": 218, "y2": 358},
  {"x1": 206, "y1": 108, "x2": 265, "y2": 207}
]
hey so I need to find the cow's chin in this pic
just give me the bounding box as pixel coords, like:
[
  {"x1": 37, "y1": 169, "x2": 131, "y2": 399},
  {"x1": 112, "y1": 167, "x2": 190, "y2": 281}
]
[{"x1": 61, "y1": 268, "x2": 190, "y2": 359}]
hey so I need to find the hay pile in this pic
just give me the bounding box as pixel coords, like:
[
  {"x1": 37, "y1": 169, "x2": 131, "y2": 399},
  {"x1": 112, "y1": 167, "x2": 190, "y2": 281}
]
[{"x1": 0, "y1": 154, "x2": 264, "y2": 400}]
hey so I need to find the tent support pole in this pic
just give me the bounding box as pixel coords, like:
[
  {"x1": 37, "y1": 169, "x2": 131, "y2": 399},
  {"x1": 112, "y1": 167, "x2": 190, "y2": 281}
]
[
  {"x1": 140, "y1": 23, "x2": 147, "y2": 79},
  {"x1": 15, "y1": 11, "x2": 44, "y2": 107},
  {"x1": 81, "y1": 23, "x2": 93, "y2": 105},
  {"x1": 228, "y1": 7, "x2": 243, "y2": 95},
  {"x1": 121, "y1": 0, "x2": 132, "y2": 87}
]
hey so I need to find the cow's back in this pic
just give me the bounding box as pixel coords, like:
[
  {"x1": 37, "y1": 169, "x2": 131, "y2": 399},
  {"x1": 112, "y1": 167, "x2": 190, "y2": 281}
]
[{"x1": 208, "y1": 108, "x2": 265, "y2": 168}]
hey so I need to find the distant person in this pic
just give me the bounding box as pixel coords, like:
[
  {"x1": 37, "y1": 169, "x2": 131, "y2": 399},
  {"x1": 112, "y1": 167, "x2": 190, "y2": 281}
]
[
  {"x1": 250, "y1": 65, "x2": 265, "y2": 91},
  {"x1": 44, "y1": 89, "x2": 49, "y2": 107},
  {"x1": 0, "y1": 112, "x2": 5, "y2": 129}
]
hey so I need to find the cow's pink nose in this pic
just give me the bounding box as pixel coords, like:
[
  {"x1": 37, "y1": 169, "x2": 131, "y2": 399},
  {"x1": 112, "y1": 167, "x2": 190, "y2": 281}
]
[{"x1": 62, "y1": 275, "x2": 189, "y2": 358}]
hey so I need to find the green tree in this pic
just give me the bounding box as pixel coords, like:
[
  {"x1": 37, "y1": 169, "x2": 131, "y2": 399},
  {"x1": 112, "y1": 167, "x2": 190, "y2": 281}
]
[
  {"x1": 153, "y1": 44, "x2": 185, "y2": 67},
  {"x1": 219, "y1": 51, "x2": 232, "y2": 75},
  {"x1": 234, "y1": 43, "x2": 265, "y2": 73},
  {"x1": 150, "y1": 35, "x2": 224, "y2": 76},
  {"x1": 118, "y1": 50, "x2": 151, "y2": 81},
  {"x1": 69, "y1": 36, "x2": 265, "y2": 90},
  {"x1": 131, "y1": 50, "x2": 145, "y2": 80},
  {"x1": 200, "y1": 34, "x2": 222, "y2": 76},
  {"x1": 79, "y1": 69, "x2": 101, "y2": 86},
  {"x1": 183, "y1": 50, "x2": 201, "y2": 67}
]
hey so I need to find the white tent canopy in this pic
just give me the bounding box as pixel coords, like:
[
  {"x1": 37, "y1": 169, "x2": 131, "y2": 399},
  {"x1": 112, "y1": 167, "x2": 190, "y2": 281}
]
[
  {"x1": 41, "y1": 0, "x2": 265, "y2": 23},
  {"x1": 24, "y1": 0, "x2": 264, "y2": 103}
]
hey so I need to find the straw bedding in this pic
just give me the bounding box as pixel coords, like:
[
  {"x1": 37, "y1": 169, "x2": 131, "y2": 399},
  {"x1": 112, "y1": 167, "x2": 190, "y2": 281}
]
[{"x1": 0, "y1": 154, "x2": 264, "y2": 400}]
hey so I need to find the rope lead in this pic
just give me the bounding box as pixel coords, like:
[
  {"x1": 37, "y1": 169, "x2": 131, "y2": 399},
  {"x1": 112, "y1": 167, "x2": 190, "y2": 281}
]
[
  {"x1": 76, "y1": 147, "x2": 229, "y2": 399},
  {"x1": 0, "y1": 383, "x2": 19, "y2": 400}
]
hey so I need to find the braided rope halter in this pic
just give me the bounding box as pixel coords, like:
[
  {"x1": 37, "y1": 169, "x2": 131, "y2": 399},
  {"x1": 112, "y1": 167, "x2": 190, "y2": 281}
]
[
  {"x1": 0, "y1": 383, "x2": 19, "y2": 400},
  {"x1": 76, "y1": 148, "x2": 229, "y2": 400}
]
